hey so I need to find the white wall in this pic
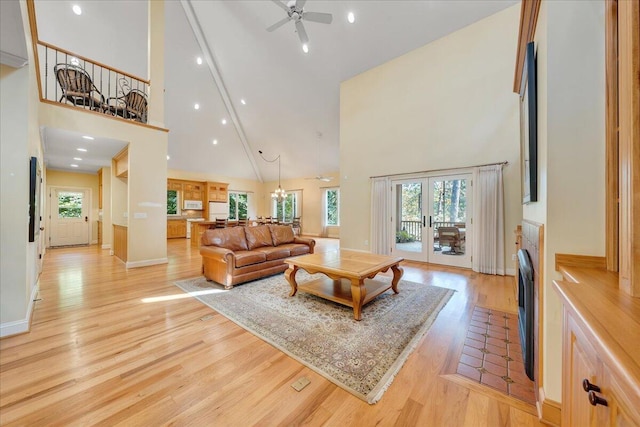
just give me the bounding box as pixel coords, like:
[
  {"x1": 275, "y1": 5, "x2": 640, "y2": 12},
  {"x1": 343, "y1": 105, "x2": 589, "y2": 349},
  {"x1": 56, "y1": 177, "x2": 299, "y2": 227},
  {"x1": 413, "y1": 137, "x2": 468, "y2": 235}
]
[
  {"x1": 0, "y1": 1, "x2": 44, "y2": 337},
  {"x1": 340, "y1": 5, "x2": 521, "y2": 268},
  {"x1": 527, "y1": 0, "x2": 606, "y2": 403}
]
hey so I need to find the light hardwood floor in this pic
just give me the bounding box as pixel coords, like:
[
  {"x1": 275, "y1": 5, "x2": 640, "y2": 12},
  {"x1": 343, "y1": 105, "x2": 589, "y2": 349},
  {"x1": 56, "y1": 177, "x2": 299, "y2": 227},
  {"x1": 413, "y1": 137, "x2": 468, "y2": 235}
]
[{"x1": 0, "y1": 238, "x2": 543, "y2": 426}]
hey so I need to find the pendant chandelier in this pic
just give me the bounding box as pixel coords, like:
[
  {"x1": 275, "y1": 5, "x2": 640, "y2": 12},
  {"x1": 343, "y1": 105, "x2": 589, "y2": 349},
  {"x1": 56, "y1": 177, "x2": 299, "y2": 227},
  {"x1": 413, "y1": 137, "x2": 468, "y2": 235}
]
[{"x1": 258, "y1": 151, "x2": 286, "y2": 201}]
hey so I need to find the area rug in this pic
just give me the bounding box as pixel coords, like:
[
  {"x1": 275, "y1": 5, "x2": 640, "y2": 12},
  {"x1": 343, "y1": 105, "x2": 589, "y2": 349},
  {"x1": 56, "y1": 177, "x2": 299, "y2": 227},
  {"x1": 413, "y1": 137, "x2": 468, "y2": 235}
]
[{"x1": 174, "y1": 272, "x2": 454, "y2": 404}]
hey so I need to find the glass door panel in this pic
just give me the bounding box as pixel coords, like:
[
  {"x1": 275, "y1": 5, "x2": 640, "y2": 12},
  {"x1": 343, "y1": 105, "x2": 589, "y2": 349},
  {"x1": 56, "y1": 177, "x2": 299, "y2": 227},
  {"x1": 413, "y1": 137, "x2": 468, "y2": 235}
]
[
  {"x1": 391, "y1": 179, "x2": 427, "y2": 262},
  {"x1": 428, "y1": 174, "x2": 472, "y2": 268}
]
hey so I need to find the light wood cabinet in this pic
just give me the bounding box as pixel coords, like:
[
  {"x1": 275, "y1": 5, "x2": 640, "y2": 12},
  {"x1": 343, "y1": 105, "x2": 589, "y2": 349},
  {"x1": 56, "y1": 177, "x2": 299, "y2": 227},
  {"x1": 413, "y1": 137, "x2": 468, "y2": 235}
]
[
  {"x1": 555, "y1": 273, "x2": 640, "y2": 427},
  {"x1": 167, "y1": 219, "x2": 187, "y2": 239},
  {"x1": 167, "y1": 180, "x2": 182, "y2": 191},
  {"x1": 97, "y1": 169, "x2": 103, "y2": 209},
  {"x1": 97, "y1": 220, "x2": 102, "y2": 246},
  {"x1": 184, "y1": 183, "x2": 204, "y2": 201},
  {"x1": 207, "y1": 182, "x2": 228, "y2": 203}
]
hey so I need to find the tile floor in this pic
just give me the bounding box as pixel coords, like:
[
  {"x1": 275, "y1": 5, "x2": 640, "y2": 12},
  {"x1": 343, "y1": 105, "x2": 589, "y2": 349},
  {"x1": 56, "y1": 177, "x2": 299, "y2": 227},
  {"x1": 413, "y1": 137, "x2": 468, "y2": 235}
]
[{"x1": 456, "y1": 306, "x2": 536, "y2": 404}]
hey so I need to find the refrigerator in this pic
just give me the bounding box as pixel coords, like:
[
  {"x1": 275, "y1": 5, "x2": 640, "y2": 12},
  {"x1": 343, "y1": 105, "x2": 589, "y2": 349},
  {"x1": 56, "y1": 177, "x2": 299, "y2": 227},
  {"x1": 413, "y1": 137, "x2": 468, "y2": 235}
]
[{"x1": 208, "y1": 201, "x2": 229, "y2": 221}]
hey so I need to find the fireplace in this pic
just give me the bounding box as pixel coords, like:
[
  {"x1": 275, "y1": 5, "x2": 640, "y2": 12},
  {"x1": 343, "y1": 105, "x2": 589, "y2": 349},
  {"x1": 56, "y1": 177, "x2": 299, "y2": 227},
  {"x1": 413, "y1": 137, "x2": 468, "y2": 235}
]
[{"x1": 517, "y1": 249, "x2": 535, "y2": 380}]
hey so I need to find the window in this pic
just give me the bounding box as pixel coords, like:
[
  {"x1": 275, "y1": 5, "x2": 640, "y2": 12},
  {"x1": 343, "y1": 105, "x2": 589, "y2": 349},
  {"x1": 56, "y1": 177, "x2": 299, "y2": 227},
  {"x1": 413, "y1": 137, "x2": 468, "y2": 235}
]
[
  {"x1": 58, "y1": 191, "x2": 83, "y2": 218},
  {"x1": 325, "y1": 188, "x2": 340, "y2": 226},
  {"x1": 229, "y1": 192, "x2": 248, "y2": 220},
  {"x1": 271, "y1": 191, "x2": 301, "y2": 222},
  {"x1": 167, "y1": 190, "x2": 179, "y2": 215}
]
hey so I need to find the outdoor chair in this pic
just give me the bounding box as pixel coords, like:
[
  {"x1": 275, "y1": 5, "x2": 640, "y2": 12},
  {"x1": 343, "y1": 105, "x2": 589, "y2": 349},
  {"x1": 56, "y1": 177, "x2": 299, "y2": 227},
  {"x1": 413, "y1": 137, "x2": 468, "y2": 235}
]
[
  {"x1": 107, "y1": 88, "x2": 148, "y2": 123},
  {"x1": 437, "y1": 226, "x2": 462, "y2": 254},
  {"x1": 54, "y1": 63, "x2": 107, "y2": 112}
]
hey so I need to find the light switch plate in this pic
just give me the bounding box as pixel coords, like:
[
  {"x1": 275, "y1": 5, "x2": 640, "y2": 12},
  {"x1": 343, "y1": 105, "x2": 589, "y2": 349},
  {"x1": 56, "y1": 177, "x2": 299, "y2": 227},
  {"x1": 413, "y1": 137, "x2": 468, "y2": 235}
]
[{"x1": 291, "y1": 377, "x2": 310, "y2": 392}]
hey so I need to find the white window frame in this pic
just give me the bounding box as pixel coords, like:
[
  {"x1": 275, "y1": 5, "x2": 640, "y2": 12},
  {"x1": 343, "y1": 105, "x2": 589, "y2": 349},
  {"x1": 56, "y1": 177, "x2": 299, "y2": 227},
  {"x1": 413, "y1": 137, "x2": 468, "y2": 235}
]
[
  {"x1": 228, "y1": 191, "x2": 249, "y2": 220},
  {"x1": 271, "y1": 190, "x2": 301, "y2": 221},
  {"x1": 324, "y1": 187, "x2": 340, "y2": 226}
]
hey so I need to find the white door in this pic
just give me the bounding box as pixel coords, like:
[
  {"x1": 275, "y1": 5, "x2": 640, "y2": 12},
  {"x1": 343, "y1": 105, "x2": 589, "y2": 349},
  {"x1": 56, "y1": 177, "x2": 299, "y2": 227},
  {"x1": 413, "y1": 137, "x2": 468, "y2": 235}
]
[
  {"x1": 50, "y1": 188, "x2": 90, "y2": 247},
  {"x1": 426, "y1": 174, "x2": 472, "y2": 269},
  {"x1": 391, "y1": 174, "x2": 472, "y2": 268},
  {"x1": 391, "y1": 178, "x2": 428, "y2": 262}
]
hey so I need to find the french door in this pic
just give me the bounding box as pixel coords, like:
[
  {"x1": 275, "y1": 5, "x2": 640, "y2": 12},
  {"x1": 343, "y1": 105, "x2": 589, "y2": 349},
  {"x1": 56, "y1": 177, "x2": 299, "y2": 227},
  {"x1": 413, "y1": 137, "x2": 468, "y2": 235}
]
[
  {"x1": 391, "y1": 174, "x2": 472, "y2": 268},
  {"x1": 49, "y1": 188, "x2": 90, "y2": 247}
]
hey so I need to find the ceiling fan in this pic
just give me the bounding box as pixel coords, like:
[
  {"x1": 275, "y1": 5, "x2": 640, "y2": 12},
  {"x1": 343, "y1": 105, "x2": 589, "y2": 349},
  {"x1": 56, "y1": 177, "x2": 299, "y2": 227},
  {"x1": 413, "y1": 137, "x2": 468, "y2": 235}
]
[
  {"x1": 266, "y1": 0, "x2": 333, "y2": 50},
  {"x1": 307, "y1": 174, "x2": 334, "y2": 182}
]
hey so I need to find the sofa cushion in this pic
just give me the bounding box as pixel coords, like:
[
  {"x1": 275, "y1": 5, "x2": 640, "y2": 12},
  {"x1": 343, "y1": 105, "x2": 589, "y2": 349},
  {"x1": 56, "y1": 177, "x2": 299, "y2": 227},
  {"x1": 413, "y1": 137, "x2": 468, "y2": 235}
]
[
  {"x1": 268, "y1": 224, "x2": 295, "y2": 246},
  {"x1": 277, "y1": 243, "x2": 311, "y2": 256},
  {"x1": 202, "y1": 227, "x2": 248, "y2": 251},
  {"x1": 244, "y1": 225, "x2": 274, "y2": 250},
  {"x1": 256, "y1": 246, "x2": 291, "y2": 261},
  {"x1": 234, "y1": 250, "x2": 267, "y2": 267}
]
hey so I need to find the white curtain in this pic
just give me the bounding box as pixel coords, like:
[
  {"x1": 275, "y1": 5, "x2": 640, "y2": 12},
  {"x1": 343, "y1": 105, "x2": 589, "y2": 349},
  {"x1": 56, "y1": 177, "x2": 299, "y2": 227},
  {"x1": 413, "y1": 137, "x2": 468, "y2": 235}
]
[
  {"x1": 370, "y1": 177, "x2": 391, "y2": 254},
  {"x1": 472, "y1": 165, "x2": 505, "y2": 275}
]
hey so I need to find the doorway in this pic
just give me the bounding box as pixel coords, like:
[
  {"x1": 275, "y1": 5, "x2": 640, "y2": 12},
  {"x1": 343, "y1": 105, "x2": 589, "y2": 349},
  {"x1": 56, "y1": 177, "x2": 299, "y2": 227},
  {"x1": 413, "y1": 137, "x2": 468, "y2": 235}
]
[
  {"x1": 49, "y1": 187, "x2": 90, "y2": 247},
  {"x1": 391, "y1": 174, "x2": 472, "y2": 268}
]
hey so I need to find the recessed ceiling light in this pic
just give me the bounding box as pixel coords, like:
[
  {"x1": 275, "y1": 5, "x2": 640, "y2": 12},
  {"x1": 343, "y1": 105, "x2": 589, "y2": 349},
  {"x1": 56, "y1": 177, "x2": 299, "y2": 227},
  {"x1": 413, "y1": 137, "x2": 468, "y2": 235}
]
[
  {"x1": 167, "y1": 155, "x2": 170, "y2": 160},
  {"x1": 73, "y1": 157, "x2": 82, "y2": 161},
  {"x1": 196, "y1": 56, "x2": 203, "y2": 65},
  {"x1": 70, "y1": 164, "x2": 79, "y2": 168},
  {"x1": 72, "y1": 4, "x2": 82, "y2": 15},
  {"x1": 212, "y1": 139, "x2": 218, "y2": 145},
  {"x1": 302, "y1": 44, "x2": 309, "y2": 54},
  {"x1": 347, "y1": 12, "x2": 355, "y2": 24},
  {"x1": 240, "y1": 99, "x2": 246, "y2": 105},
  {"x1": 77, "y1": 148, "x2": 87, "y2": 152},
  {"x1": 82, "y1": 135, "x2": 94, "y2": 140},
  {"x1": 194, "y1": 103, "x2": 200, "y2": 110},
  {"x1": 221, "y1": 119, "x2": 227, "y2": 125}
]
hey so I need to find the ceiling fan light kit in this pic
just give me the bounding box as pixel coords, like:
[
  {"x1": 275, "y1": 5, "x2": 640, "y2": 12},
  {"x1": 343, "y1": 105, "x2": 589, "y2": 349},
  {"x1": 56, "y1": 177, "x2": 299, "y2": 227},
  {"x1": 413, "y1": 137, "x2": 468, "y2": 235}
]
[{"x1": 267, "y1": 0, "x2": 333, "y2": 52}]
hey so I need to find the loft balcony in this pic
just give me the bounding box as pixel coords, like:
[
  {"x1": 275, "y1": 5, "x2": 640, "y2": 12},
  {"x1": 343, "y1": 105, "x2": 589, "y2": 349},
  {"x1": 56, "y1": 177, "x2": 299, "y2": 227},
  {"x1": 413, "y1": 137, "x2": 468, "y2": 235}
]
[{"x1": 37, "y1": 42, "x2": 149, "y2": 124}]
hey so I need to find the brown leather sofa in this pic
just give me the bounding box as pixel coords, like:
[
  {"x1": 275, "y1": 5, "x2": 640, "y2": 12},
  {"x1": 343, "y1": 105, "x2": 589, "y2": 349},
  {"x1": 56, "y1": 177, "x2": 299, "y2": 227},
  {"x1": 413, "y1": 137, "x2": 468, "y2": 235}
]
[{"x1": 200, "y1": 224, "x2": 315, "y2": 289}]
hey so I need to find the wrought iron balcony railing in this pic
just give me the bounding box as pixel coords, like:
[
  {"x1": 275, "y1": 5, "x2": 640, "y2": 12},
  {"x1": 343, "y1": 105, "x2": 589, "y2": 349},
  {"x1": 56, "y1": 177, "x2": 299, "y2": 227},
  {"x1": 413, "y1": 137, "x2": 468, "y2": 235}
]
[{"x1": 38, "y1": 41, "x2": 149, "y2": 124}]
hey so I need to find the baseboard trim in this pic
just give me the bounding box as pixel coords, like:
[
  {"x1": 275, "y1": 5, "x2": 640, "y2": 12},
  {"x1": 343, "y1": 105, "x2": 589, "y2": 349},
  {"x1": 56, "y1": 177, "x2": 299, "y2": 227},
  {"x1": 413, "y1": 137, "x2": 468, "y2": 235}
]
[
  {"x1": 101, "y1": 244, "x2": 111, "y2": 250},
  {"x1": 537, "y1": 388, "x2": 561, "y2": 426},
  {"x1": 0, "y1": 283, "x2": 39, "y2": 338},
  {"x1": 506, "y1": 267, "x2": 516, "y2": 276},
  {"x1": 125, "y1": 258, "x2": 168, "y2": 269}
]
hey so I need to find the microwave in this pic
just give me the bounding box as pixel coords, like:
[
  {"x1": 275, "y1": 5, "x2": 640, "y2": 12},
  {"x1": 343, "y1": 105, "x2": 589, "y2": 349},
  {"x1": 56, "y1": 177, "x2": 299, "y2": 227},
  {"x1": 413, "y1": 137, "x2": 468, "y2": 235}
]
[{"x1": 183, "y1": 200, "x2": 203, "y2": 210}]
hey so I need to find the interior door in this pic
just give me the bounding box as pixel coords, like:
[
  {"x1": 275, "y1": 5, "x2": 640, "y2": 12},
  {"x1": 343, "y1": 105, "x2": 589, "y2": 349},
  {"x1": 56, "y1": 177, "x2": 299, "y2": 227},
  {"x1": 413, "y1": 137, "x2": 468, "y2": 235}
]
[
  {"x1": 50, "y1": 188, "x2": 90, "y2": 247},
  {"x1": 427, "y1": 174, "x2": 472, "y2": 268}
]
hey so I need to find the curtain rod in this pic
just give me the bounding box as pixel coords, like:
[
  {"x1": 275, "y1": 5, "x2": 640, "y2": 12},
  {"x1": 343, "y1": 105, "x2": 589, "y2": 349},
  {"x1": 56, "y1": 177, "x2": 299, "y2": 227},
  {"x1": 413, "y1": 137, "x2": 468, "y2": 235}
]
[{"x1": 369, "y1": 161, "x2": 509, "y2": 179}]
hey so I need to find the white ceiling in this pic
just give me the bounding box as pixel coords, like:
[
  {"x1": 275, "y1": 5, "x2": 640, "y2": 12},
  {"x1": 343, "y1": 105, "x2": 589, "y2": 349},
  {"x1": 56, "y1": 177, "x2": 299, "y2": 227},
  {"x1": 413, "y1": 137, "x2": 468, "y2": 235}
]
[
  {"x1": 34, "y1": 0, "x2": 516, "y2": 178},
  {"x1": 0, "y1": 0, "x2": 28, "y2": 67}
]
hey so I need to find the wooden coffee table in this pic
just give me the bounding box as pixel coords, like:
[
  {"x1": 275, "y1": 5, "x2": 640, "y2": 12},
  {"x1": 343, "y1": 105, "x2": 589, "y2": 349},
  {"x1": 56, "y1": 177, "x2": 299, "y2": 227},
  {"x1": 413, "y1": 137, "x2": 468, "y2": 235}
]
[{"x1": 284, "y1": 250, "x2": 404, "y2": 320}]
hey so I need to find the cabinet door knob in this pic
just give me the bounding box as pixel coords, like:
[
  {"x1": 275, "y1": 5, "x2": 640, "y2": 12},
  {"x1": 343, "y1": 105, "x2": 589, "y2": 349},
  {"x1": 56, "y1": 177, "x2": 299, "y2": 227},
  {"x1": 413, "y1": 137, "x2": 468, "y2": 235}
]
[
  {"x1": 588, "y1": 391, "x2": 608, "y2": 407},
  {"x1": 582, "y1": 379, "x2": 601, "y2": 393}
]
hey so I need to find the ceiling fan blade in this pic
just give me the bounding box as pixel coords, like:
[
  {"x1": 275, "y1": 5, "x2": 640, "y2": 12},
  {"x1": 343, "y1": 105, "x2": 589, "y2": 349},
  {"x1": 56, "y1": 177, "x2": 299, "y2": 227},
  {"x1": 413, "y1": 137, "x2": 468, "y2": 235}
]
[
  {"x1": 296, "y1": 0, "x2": 307, "y2": 8},
  {"x1": 303, "y1": 11, "x2": 333, "y2": 25},
  {"x1": 295, "y1": 20, "x2": 309, "y2": 45},
  {"x1": 266, "y1": 16, "x2": 291, "y2": 32},
  {"x1": 270, "y1": 0, "x2": 290, "y2": 12}
]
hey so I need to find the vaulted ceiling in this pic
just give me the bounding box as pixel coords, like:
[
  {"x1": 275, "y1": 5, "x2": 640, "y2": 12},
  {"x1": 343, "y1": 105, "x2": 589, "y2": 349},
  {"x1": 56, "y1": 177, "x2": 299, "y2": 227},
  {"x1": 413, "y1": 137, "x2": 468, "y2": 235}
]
[{"x1": 34, "y1": 0, "x2": 516, "y2": 181}]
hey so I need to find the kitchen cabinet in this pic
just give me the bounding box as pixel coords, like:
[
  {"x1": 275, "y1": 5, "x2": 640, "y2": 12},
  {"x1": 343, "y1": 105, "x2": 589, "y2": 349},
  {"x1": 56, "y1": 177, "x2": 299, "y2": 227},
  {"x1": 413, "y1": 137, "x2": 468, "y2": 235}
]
[
  {"x1": 207, "y1": 182, "x2": 228, "y2": 203},
  {"x1": 167, "y1": 180, "x2": 182, "y2": 191},
  {"x1": 184, "y1": 182, "x2": 204, "y2": 201},
  {"x1": 167, "y1": 219, "x2": 187, "y2": 238}
]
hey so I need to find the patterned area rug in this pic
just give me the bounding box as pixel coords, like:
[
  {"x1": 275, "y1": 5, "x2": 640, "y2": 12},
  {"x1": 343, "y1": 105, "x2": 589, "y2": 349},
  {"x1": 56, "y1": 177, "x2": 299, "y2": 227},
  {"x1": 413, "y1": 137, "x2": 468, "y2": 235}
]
[{"x1": 174, "y1": 272, "x2": 454, "y2": 404}]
